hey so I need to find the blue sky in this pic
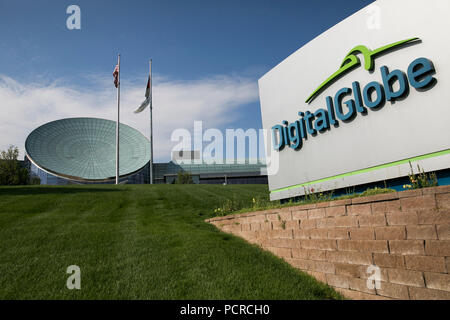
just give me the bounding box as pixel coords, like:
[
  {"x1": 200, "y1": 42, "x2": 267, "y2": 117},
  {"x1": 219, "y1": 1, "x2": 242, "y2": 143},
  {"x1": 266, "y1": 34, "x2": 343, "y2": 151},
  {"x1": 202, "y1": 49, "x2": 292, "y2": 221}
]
[{"x1": 0, "y1": 0, "x2": 374, "y2": 161}]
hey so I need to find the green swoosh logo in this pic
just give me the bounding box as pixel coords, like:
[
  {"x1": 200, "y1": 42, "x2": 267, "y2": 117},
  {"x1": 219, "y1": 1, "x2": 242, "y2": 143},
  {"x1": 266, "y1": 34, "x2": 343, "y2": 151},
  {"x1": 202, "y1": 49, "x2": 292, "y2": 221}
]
[{"x1": 305, "y1": 37, "x2": 420, "y2": 104}]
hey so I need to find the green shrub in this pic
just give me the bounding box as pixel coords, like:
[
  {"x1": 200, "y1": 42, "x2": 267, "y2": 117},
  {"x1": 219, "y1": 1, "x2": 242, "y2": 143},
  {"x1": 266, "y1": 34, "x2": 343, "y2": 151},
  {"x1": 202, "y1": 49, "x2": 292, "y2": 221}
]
[
  {"x1": 213, "y1": 185, "x2": 396, "y2": 217},
  {"x1": 359, "y1": 187, "x2": 395, "y2": 197},
  {"x1": 303, "y1": 187, "x2": 334, "y2": 203},
  {"x1": 403, "y1": 162, "x2": 438, "y2": 190},
  {"x1": 30, "y1": 176, "x2": 41, "y2": 185},
  {"x1": 175, "y1": 171, "x2": 194, "y2": 184}
]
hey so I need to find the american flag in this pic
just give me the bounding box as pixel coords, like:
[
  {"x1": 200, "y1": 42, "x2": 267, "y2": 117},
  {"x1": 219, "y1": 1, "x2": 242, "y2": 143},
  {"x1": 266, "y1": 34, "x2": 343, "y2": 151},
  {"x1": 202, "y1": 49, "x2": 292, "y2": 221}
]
[{"x1": 113, "y1": 64, "x2": 119, "y2": 88}]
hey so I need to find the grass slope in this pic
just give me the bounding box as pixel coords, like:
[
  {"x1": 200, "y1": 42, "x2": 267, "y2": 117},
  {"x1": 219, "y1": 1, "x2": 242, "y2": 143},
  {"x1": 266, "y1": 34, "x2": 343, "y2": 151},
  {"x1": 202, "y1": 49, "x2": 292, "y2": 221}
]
[{"x1": 0, "y1": 184, "x2": 341, "y2": 299}]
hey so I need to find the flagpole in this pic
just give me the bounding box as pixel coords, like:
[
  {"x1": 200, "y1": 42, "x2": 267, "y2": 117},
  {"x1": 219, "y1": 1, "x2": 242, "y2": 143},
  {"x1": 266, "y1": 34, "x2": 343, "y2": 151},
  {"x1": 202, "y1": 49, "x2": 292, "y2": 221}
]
[
  {"x1": 149, "y1": 59, "x2": 154, "y2": 184},
  {"x1": 116, "y1": 54, "x2": 121, "y2": 185}
]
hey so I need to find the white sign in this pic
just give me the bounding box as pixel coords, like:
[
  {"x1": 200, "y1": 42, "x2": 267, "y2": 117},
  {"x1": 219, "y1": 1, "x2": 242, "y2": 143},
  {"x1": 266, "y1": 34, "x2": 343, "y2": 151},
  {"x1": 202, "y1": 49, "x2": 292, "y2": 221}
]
[{"x1": 258, "y1": 0, "x2": 450, "y2": 200}]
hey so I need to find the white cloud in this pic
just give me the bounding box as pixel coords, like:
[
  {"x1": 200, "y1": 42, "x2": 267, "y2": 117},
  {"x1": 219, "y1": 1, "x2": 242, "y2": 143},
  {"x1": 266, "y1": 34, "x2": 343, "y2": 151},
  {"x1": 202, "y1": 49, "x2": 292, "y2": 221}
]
[{"x1": 0, "y1": 73, "x2": 259, "y2": 161}]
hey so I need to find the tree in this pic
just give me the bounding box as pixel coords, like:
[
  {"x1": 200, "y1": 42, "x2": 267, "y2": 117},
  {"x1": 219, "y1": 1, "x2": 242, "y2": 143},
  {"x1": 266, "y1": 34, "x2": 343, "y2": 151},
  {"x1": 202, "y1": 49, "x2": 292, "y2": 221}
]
[{"x1": 0, "y1": 145, "x2": 30, "y2": 185}]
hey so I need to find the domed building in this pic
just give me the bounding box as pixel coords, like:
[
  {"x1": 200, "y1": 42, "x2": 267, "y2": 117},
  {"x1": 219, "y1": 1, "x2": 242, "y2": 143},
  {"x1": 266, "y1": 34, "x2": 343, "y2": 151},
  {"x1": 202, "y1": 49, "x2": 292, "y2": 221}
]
[{"x1": 25, "y1": 118, "x2": 150, "y2": 184}]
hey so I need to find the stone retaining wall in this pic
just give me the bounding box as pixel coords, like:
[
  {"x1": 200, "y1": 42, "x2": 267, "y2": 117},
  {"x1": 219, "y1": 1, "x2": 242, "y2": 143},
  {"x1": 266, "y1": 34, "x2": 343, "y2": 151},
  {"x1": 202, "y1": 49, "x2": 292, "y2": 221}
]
[{"x1": 206, "y1": 186, "x2": 450, "y2": 300}]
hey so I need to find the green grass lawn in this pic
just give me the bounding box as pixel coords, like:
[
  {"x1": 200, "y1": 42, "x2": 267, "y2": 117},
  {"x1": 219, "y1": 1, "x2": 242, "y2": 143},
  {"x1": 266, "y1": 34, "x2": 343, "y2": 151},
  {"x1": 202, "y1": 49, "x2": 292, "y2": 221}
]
[{"x1": 0, "y1": 184, "x2": 341, "y2": 300}]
